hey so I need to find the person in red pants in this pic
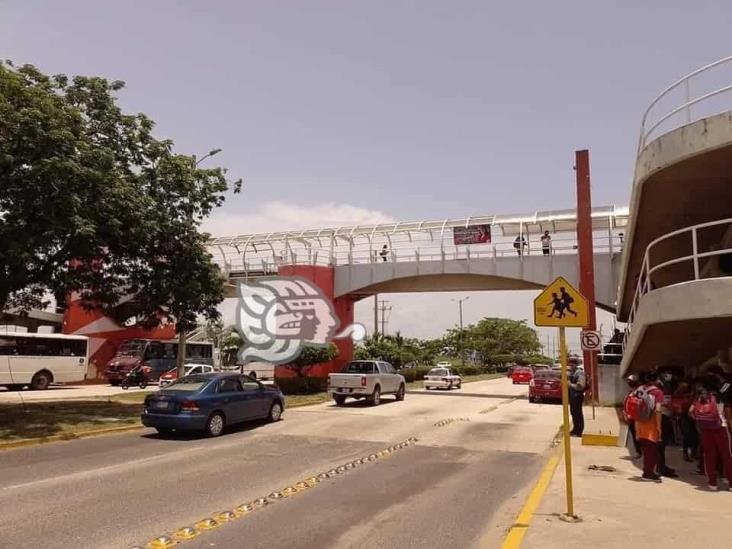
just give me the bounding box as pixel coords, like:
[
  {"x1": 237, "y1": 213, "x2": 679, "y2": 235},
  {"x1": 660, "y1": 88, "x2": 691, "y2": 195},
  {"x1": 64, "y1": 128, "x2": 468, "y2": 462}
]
[{"x1": 690, "y1": 388, "x2": 732, "y2": 491}]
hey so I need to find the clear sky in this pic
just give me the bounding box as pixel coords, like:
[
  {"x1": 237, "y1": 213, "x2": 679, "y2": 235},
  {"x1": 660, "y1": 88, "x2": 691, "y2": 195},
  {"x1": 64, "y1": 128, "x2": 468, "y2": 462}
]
[{"x1": 3, "y1": 1, "x2": 729, "y2": 352}]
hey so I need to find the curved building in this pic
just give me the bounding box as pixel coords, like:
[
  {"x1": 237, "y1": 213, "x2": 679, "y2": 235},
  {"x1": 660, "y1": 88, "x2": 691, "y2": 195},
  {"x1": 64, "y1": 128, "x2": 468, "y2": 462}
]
[{"x1": 618, "y1": 57, "x2": 732, "y2": 374}]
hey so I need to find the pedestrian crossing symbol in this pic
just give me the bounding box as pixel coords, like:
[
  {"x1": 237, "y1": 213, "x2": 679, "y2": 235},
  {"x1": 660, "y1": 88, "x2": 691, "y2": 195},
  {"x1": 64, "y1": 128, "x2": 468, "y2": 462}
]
[{"x1": 533, "y1": 277, "x2": 589, "y2": 328}]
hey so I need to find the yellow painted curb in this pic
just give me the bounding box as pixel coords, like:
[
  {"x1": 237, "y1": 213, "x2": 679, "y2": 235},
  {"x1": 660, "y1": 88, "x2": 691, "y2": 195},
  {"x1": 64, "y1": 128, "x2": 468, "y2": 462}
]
[
  {"x1": 501, "y1": 444, "x2": 562, "y2": 549},
  {"x1": 581, "y1": 433, "x2": 618, "y2": 447},
  {"x1": 0, "y1": 424, "x2": 143, "y2": 451}
]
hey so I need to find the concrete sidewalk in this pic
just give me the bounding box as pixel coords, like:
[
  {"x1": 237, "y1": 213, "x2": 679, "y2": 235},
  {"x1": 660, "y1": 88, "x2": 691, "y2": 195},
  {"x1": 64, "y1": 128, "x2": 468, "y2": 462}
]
[
  {"x1": 522, "y1": 407, "x2": 732, "y2": 549},
  {"x1": 0, "y1": 383, "x2": 153, "y2": 403}
]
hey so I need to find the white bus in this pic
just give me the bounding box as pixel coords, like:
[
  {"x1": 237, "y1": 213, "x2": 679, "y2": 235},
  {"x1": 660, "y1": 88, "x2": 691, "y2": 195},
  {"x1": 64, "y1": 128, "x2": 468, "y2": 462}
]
[{"x1": 0, "y1": 332, "x2": 89, "y2": 390}]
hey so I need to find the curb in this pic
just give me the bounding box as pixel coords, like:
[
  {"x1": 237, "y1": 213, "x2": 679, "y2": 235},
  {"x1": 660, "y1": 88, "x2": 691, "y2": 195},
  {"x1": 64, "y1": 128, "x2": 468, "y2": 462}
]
[
  {"x1": 0, "y1": 424, "x2": 144, "y2": 451},
  {"x1": 581, "y1": 433, "x2": 619, "y2": 447}
]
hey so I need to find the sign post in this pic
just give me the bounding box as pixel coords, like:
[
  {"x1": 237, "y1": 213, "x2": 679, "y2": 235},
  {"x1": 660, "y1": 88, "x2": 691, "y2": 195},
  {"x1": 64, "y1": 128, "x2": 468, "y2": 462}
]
[{"x1": 534, "y1": 276, "x2": 589, "y2": 520}]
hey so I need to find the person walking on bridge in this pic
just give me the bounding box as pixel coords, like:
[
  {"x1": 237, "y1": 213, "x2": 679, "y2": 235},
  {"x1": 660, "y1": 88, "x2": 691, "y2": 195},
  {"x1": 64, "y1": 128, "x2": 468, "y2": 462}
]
[{"x1": 541, "y1": 230, "x2": 552, "y2": 255}]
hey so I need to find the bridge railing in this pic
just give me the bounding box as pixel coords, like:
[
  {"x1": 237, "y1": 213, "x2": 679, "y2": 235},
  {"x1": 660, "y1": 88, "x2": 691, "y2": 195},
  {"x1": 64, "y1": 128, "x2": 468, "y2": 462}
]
[
  {"x1": 221, "y1": 233, "x2": 622, "y2": 275},
  {"x1": 623, "y1": 217, "x2": 732, "y2": 350},
  {"x1": 638, "y1": 55, "x2": 732, "y2": 154}
]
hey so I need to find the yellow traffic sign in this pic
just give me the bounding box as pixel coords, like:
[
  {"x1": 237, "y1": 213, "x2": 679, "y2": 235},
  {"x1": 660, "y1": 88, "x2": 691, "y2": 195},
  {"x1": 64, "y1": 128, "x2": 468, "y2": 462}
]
[{"x1": 533, "y1": 277, "x2": 589, "y2": 328}]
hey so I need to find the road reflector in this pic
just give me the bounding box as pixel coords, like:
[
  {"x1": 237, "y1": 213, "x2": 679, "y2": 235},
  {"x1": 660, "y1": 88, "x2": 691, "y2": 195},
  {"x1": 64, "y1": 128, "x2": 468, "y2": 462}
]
[
  {"x1": 172, "y1": 527, "x2": 198, "y2": 541},
  {"x1": 533, "y1": 276, "x2": 589, "y2": 328},
  {"x1": 214, "y1": 511, "x2": 236, "y2": 522},
  {"x1": 194, "y1": 518, "x2": 218, "y2": 531},
  {"x1": 234, "y1": 504, "x2": 253, "y2": 516},
  {"x1": 146, "y1": 535, "x2": 177, "y2": 548}
]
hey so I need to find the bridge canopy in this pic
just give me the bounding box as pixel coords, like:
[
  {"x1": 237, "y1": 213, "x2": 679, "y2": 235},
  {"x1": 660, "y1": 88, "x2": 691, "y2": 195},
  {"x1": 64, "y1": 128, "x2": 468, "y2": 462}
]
[{"x1": 207, "y1": 205, "x2": 629, "y2": 276}]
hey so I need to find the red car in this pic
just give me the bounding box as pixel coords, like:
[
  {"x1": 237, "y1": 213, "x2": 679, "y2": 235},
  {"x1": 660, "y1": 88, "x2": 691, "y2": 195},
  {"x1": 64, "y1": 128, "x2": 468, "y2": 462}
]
[
  {"x1": 529, "y1": 369, "x2": 561, "y2": 403},
  {"x1": 511, "y1": 366, "x2": 533, "y2": 384}
]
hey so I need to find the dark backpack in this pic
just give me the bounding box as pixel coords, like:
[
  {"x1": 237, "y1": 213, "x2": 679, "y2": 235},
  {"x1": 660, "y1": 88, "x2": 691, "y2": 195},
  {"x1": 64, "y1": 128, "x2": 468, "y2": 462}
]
[
  {"x1": 694, "y1": 393, "x2": 722, "y2": 431},
  {"x1": 625, "y1": 387, "x2": 655, "y2": 422}
]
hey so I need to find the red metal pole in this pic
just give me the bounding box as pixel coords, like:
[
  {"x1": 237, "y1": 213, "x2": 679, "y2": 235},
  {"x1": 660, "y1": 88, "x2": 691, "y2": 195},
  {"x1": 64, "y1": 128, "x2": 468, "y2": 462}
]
[{"x1": 575, "y1": 149, "x2": 599, "y2": 405}]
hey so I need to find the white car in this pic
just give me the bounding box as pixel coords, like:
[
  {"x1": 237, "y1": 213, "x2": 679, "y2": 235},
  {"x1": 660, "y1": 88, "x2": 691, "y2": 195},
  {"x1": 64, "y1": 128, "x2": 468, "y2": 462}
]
[
  {"x1": 424, "y1": 367, "x2": 462, "y2": 390},
  {"x1": 158, "y1": 363, "x2": 215, "y2": 388}
]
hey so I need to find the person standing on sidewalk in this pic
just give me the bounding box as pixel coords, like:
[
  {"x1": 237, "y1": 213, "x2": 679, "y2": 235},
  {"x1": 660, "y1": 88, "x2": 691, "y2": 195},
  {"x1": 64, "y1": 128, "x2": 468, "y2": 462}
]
[
  {"x1": 636, "y1": 371, "x2": 663, "y2": 482},
  {"x1": 623, "y1": 375, "x2": 642, "y2": 459},
  {"x1": 646, "y1": 371, "x2": 678, "y2": 478},
  {"x1": 568, "y1": 359, "x2": 585, "y2": 437},
  {"x1": 690, "y1": 384, "x2": 732, "y2": 491},
  {"x1": 672, "y1": 380, "x2": 698, "y2": 462}
]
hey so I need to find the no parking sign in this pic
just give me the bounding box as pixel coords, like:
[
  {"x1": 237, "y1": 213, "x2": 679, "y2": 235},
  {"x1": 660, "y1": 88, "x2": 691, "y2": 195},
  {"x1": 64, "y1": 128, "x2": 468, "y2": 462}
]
[{"x1": 580, "y1": 330, "x2": 602, "y2": 351}]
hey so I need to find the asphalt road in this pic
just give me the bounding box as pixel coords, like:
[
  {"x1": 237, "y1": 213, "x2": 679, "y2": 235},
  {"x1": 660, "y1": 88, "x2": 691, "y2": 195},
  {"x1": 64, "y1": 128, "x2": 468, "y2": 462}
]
[{"x1": 0, "y1": 378, "x2": 562, "y2": 549}]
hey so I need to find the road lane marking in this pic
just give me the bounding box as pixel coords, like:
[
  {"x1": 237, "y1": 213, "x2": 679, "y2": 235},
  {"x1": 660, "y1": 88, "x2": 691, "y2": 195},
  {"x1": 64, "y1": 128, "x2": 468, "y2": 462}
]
[
  {"x1": 133, "y1": 437, "x2": 419, "y2": 549},
  {"x1": 499, "y1": 444, "x2": 562, "y2": 549}
]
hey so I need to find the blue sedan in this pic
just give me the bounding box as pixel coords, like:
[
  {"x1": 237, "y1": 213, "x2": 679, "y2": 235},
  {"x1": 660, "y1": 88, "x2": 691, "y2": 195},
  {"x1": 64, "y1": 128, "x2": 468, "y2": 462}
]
[{"x1": 141, "y1": 373, "x2": 285, "y2": 437}]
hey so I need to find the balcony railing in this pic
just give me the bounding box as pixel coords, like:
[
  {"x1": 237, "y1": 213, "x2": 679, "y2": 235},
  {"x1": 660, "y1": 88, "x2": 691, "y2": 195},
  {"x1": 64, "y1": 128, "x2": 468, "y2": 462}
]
[
  {"x1": 638, "y1": 55, "x2": 732, "y2": 154},
  {"x1": 623, "y1": 218, "x2": 732, "y2": 350}
]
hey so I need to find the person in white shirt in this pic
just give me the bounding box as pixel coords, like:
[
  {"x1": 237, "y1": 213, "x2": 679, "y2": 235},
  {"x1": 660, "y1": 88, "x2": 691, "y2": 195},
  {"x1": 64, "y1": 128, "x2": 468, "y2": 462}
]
[{"x1": 541, "y1": 231, "x2": 552, "y2": 255}]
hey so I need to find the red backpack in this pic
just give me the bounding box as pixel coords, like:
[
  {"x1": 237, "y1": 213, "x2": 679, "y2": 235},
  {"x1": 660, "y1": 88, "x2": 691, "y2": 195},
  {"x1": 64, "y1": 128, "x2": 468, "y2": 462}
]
[
  {"x1": 624, "y1": 387, "x2": 655, "y2": 422},
  {"x1": 693, "y1": 393, "x2": 722, "y2": 431}
]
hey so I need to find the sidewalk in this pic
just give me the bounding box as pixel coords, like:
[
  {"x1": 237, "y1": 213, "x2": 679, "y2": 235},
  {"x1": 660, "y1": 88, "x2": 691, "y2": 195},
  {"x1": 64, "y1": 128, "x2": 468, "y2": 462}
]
[
  {"x1": 0, "y1": 383, "x2": 152, "y2": 403},
  {"x1": 522, "y1": 407, "x2": 732, "y2": 549}
]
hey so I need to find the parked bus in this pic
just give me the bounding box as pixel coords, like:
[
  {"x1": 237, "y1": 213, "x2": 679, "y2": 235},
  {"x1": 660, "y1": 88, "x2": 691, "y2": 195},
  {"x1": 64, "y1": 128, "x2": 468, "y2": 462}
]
[
  {"x1": 0, "y1": 332, "x2": 89, "y2": 390},
  {"x1": 103, "y1": 338, "x2": 215, "y2": 384}
]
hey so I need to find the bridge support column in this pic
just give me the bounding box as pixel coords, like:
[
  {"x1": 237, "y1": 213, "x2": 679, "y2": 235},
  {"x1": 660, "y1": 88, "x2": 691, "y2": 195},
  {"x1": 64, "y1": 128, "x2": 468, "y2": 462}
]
[{"x1": 277, "y1": 265, "x2": 354, "y2": 377}]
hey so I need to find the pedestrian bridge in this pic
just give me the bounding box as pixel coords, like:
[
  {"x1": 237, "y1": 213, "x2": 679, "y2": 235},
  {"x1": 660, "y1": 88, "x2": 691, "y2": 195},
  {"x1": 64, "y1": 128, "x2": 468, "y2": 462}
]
[{"x1": 209, "y1": 205, "x2": 628, "y2": 311}]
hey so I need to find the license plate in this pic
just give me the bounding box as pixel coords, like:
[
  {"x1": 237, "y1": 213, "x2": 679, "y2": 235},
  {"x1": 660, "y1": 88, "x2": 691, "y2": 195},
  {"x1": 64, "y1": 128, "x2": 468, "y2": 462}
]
[
  {"x1": 154, "y1": 401, "x2": 169, "y2": 410},
  {"x1": 544, "y1": 385, "x2": 552, "y2": 389}
]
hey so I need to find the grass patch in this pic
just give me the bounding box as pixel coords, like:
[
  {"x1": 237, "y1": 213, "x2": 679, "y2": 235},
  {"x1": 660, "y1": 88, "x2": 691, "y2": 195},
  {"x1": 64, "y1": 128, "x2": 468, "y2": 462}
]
[{"x1": 0, "y1": 401, "x2": 142, "y2": 442}]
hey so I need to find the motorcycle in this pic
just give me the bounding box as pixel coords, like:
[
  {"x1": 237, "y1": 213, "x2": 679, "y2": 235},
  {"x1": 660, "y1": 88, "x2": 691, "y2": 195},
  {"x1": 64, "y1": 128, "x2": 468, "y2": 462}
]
[{"x1": 120, "y1": 365, "x2": 151, "y2": 390}]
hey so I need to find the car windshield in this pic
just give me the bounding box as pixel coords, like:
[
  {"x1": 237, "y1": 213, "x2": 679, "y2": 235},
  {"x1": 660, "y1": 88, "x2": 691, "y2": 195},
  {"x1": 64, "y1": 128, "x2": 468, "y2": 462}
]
[
  {"x1": 344, "y1": 361, "x2": 376, "y2": 373},
  {"x1": 428, "y1": 368, "x2": 449, "y2": 376},
  {"x1": 116, "y1": 340, "x2": 145, "y2": 357},
  {"x1": 164, "y1": 375, "x2": 210, "y2": 392}
]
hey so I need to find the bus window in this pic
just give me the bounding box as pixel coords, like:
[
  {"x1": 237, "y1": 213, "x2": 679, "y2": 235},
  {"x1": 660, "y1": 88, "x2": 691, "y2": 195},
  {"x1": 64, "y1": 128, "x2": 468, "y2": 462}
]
[
  {"x1": 0, "y1": 337, "x2": 18, "y2": 355},
  {"x1": 163, "y1": 343, "x2": 176, "y2": 359},
  {"x1": 144, "y1": 342, "x2": 163, "y2": 360}
]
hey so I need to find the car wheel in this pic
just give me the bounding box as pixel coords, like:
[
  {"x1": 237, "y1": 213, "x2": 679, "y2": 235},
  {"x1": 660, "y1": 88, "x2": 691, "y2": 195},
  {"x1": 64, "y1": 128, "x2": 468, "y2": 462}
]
[
  {"x1": 268, "y1": 401, "x2": 283, "y2": 422},
  {"x1": 139, "y1": 379, "x2": 148, "y2": 389},
  {"x1": 120, "y1": 379, "x2": 129, "y2": 390},
  {"x1": 369, "y1": 386, "x2": 381, "y2": 406},
  {"x1": 334, "y1": 395, "x2": 347, "y2": 406},
  {"x1": 512, "y1": 380, "x2": 517, "y2": 385},
  {"x1": 30, "y1": 371, "x2": 52, "y2": 391},
  {"x1": 206, "y1": 412, "x2": 226, "y2": 437},
  {"x1": 396, "y1": 383, "x2": 405, "y2": 401},
  {"x1": 457, "y1": 382, "x2": 462, "y2": 389}
]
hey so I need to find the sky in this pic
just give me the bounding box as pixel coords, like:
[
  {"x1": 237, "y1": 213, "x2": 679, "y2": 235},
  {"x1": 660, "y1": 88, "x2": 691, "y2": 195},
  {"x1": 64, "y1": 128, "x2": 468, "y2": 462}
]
[{"x1": 3, "y1": 0, "x2": 730, "y2": 354}]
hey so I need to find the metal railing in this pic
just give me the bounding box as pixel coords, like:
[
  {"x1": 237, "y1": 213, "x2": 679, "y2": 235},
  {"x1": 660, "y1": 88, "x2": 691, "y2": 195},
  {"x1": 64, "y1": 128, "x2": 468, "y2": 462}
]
[
  {"x1": 623, "y1": 218, "x2": 732, "y2": 350},
  {"x1": 638, "y1": 55, "x2": 732, "y2": 153},
  {"x1": 220, "y1": 233, "x2": 624, "y2": 276}
]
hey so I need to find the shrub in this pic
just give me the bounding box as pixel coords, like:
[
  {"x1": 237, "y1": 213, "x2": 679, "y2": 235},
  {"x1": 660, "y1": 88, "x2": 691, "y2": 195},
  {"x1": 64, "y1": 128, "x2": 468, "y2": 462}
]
[
  {"x1": 274, "y1": 376, "x2": 328, "y2": 395},
  {"x1": 398, "y1": 366, "x2": 432, "y2": 383}
]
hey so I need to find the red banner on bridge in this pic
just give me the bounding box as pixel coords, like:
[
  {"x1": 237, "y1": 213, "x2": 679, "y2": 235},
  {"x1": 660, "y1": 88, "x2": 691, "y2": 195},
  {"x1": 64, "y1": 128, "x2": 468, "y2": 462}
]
[{"x1": 453, "y1": 224, "x2": 491, "y2": 245}]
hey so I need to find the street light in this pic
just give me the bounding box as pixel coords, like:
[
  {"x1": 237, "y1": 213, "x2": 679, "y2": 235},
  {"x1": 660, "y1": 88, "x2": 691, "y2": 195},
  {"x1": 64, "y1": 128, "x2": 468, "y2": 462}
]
[
  {"x1": 176, "y1": 148, "x2": 223, "y2": 378},
  {"x1": 451, "y1": 296, "x2": 470, "y2": 365}
]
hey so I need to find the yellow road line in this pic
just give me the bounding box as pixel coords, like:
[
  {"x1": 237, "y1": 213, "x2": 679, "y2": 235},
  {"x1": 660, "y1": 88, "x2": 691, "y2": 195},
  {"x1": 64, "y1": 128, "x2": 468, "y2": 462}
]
[{"x1": 500, "y1": 445, "x2": 562, "y2": 549}]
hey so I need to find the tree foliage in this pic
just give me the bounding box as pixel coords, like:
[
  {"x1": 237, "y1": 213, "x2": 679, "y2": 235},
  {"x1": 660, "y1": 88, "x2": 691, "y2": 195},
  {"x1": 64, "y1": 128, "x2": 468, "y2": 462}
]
[
  {"x1": 284, "y1": 343, "x2": 339, "y2": 377},
  {"x1": 445, "y1": 318, "x2": 542, "y2": 366},
  {"x1": 0, "y1": 61, "x2": 240, "y2": 330}
]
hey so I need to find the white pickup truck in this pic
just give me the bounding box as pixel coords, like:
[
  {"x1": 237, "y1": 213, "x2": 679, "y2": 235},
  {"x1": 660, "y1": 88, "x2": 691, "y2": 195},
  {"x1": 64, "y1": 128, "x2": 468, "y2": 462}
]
[{"x1": 328, "y1": 360, "x2": 406, "y2": 406}]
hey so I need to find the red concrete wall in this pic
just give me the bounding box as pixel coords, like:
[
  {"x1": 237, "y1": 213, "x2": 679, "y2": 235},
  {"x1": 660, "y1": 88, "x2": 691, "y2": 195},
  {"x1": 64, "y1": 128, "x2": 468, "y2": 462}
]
[
  {"x1": 276, "y1": 265, "x2": 354, "y2": 378},
  {"x1": 62, "y1": 299, "x2": 175, "y2": 381}
]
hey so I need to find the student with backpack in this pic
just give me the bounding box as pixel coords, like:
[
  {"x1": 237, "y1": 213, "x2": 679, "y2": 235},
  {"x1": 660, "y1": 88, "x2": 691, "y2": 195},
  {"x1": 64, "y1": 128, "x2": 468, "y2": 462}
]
[
  {"x1": 627, "y1": 371, "x2": 663, "y2": 481},
  {"x1": 690, "y1": 385, "x2": 732, "y2": 491}
]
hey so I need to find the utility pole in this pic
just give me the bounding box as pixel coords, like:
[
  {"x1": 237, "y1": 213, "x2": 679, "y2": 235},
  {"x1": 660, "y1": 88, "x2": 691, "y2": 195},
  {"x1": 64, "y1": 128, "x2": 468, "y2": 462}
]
[
  {"x1": 377, "y1": 299, "x2": 392, "y2": 336},
  {"x1": 451, "y1": 296, "x2": 470, "y2": 365},
  {"x1": 373, "y1": 294, "x2": 379, "y2": 337},
  {"x1": 176, "y1": 148, "x2": 223, "y2": 379}
]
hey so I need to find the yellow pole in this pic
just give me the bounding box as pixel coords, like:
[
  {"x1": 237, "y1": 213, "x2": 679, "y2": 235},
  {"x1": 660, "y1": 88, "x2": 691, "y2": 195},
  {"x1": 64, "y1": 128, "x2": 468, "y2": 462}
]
[{"x1": 559, "y1": 326, "x2": 575, "y2": 517}]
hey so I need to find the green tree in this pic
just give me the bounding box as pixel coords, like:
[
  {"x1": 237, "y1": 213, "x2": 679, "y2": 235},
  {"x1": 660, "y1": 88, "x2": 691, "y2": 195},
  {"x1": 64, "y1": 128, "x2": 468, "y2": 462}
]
[
  {"x1": 284, "y1": 343, "x2": 339, "y2": 377},
  {"x1": 449, "y1": 318, "x2": 542, "y2": 366},
  {"x1": 0, "y1": 61, "x2": 240, "y2": 332},
  {"x1": 354, "y1": 334, "x2": 416, "y2": 368}
]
